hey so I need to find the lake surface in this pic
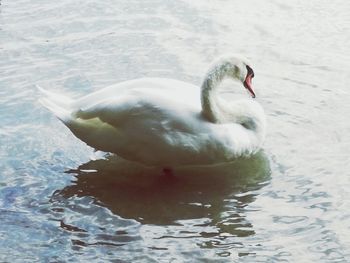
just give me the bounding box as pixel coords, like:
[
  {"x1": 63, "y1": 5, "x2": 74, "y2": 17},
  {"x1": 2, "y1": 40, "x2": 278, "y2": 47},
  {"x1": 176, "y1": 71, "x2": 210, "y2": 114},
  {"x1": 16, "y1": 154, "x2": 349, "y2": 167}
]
[{"x1": 1, "y1": 0, "x2": 349, "y2": 262}]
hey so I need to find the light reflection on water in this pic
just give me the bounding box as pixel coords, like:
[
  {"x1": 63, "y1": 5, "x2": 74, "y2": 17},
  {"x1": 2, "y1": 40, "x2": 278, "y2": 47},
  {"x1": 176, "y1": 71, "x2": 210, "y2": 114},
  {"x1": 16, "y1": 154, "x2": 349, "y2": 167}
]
[{"x1": 1, "y1": 0, "x2": 350, "y2": 261}]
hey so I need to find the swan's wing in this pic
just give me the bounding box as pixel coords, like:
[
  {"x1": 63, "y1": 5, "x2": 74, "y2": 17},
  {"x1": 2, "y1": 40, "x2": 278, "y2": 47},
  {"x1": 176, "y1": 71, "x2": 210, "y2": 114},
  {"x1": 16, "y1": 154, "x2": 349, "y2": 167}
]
[
  {"x1": 75, "y1": 92, "x2": 200, "y2": 134},
  {"x1": 75, "y1": 96, "x2": 147, "y2": 127}
]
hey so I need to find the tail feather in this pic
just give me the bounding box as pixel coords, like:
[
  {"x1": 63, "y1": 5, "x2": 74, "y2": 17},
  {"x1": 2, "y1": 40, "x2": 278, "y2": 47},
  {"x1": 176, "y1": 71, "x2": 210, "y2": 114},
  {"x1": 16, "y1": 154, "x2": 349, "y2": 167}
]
[
  {"x1": 36, "y1": 85, "x2": 73, "y2": 108},
  {"x1": 39, "y1": 97, "x2": 72, "y2": 123},
  {"x1": 37, "y1": 85, "x2": 74, "y2": 123}
]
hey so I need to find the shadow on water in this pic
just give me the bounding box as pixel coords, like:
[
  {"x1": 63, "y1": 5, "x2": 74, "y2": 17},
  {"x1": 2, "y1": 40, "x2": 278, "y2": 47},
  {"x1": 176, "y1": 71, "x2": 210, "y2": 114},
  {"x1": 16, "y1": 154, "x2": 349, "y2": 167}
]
[{"x1": 53, "y1": 151, "x2": 271, "y2": 236}]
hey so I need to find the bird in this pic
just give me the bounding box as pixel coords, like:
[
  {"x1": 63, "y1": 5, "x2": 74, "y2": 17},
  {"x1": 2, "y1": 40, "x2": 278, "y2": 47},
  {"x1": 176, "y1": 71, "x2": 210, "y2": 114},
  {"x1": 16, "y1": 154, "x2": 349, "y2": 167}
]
[{"x1": 39, "y1": 54, "x2": 266, "y2": 170}]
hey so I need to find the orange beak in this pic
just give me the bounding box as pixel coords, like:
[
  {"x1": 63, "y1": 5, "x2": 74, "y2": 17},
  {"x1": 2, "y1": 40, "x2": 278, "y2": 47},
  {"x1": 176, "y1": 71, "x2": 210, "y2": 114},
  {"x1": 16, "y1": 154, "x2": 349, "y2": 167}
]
[{"x1": 244, "y1": 66, "x2": 255, "y2": 98}]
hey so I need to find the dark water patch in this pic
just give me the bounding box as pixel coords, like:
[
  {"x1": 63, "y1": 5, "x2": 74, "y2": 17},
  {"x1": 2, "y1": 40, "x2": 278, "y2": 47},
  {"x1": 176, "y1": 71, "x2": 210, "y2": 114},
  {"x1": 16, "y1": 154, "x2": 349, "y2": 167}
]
[{"x1": 55, "y1": 152, "x2": 271, "y2": 226}]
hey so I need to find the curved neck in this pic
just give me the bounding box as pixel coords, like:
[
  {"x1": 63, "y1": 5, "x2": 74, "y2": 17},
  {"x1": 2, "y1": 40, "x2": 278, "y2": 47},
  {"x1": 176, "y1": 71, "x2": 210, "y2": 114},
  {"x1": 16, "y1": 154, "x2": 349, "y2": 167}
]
[{"x1": 201, "y1": 62, "x2": 239, "y2": 123}]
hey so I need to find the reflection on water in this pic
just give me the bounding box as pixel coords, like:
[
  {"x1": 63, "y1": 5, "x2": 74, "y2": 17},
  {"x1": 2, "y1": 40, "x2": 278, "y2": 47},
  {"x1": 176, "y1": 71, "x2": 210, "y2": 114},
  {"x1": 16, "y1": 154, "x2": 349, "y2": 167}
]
[
  {"x1": 54, "y1": 152, "x2": 271, "y2": 236},
  {"x1": 2, "y1": 0, "x2": 349, "y2": 261}
]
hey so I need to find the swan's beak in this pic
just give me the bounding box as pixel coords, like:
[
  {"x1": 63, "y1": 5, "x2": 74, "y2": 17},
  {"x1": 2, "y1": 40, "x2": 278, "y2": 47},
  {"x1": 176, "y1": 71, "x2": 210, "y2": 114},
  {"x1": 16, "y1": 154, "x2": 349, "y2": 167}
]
[{"x1": 244, "y1": 74, "x2": 256, "y2": 98}]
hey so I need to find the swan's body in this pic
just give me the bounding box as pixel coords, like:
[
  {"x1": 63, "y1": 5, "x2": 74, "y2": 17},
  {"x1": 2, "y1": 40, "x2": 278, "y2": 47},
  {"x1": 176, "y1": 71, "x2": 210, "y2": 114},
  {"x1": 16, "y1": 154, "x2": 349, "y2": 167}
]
[{"x1": 39, "y1": 55, "x2": 266, "y2": 167}]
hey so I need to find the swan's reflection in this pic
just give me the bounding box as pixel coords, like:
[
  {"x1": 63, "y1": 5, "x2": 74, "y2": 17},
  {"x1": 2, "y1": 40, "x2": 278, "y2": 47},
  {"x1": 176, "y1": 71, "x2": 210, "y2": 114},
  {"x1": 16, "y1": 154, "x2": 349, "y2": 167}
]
[{"x1": 56, "y1": 152, "x2": 271, "y2": 235}]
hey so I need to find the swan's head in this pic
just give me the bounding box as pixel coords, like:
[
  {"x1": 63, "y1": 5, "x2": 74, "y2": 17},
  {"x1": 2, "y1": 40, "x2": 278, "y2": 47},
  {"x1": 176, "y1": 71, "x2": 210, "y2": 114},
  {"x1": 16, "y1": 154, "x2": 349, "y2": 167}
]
[
  {"x1": 224, "y1": 55, "x2": 255, "y2": 98},
  {"x1": 206, "y1": 54, "x2": 256, "y2": 98}
]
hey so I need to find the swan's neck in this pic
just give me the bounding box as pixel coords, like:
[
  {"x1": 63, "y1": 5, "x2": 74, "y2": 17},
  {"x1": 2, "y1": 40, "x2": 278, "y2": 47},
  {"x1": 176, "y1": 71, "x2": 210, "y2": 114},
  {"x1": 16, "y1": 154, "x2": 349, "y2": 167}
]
[
  {"x1": 200, "y1": 62, "x2": 239, "y2": 123},
  {"x1": 200, "y1": 62, "x2": 266, "y2": 143}
]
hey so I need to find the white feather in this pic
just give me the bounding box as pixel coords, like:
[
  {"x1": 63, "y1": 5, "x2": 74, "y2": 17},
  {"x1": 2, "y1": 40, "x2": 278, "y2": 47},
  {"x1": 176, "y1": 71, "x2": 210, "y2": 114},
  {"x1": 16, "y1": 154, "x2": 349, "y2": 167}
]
[
  {"x1": 36, "y1": 85, "x2": 73, "y2": 107},
  {"x1": 38, "y1": 55, "x2": 266, "y2": 167}
]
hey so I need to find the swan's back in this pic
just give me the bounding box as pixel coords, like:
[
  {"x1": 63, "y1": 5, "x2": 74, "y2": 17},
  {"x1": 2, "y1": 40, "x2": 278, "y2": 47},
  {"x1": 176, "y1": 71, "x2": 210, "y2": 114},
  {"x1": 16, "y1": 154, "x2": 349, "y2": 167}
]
[{"x1": 74, "y1": 78, "x2": 200, "y2": 110}]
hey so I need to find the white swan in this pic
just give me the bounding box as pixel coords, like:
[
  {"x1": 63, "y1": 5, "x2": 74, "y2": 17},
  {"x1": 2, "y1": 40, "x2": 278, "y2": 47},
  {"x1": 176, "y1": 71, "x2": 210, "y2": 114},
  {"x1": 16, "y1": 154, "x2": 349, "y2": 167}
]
[{"x1": 39, "y1": 55, "x2": 266, "y2": 167}]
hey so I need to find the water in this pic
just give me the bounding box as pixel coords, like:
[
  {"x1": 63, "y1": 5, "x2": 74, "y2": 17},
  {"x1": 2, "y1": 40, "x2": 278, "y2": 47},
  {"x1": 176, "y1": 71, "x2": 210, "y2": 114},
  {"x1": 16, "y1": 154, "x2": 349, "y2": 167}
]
[{"x1": 1, "y1": 0, "x2": 349, "y2": 262}]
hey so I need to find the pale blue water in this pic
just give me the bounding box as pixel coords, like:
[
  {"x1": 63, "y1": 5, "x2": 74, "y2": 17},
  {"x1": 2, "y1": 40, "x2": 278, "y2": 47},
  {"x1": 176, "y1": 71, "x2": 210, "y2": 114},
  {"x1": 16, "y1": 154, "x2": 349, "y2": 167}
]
[{"x1": 1, "y1": 0, "x2": 350, "y2": 262}]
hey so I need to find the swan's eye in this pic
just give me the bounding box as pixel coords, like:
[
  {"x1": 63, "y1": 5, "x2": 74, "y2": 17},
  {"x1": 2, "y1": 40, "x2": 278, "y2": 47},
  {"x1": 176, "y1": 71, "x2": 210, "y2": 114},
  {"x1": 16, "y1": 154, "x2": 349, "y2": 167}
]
[{"x1": 246, "y1": 65, "x2": 254, "y2": 78}]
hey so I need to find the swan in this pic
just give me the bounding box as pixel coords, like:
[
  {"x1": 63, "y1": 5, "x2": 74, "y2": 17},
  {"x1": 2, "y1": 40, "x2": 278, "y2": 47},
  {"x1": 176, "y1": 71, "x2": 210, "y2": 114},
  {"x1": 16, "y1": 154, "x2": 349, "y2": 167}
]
[{"x1": 39, "y1": 54, "x2": 266, "y2": 168}]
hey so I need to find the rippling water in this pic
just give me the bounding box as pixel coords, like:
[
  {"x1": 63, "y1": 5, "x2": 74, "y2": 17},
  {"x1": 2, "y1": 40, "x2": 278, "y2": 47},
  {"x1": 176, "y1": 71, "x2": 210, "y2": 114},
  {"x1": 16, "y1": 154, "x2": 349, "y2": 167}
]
[{"x1": 1, "y1": 0, "x2": 349, "y2": 262}]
